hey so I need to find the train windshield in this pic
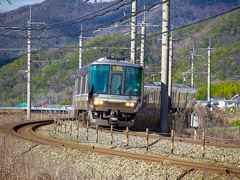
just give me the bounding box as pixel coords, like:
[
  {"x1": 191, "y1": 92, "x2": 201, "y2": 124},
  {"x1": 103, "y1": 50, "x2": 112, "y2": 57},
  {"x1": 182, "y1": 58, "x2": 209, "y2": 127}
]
[
  {"x1": 124, "y1": 67, "x2": 143, "y2": 96},
  {"x1": 89, "y1": 65, "x2": 109, "y2": 94}
]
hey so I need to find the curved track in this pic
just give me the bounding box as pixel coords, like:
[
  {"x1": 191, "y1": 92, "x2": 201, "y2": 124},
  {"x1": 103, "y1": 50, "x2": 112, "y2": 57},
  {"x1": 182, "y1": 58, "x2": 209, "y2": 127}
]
[{"x1": 12, "y1": 119, "x2": 240, "y2": 175}]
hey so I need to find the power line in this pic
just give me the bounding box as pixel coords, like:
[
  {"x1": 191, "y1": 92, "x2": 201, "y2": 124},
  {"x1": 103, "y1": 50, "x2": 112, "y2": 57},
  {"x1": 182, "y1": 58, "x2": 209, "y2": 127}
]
[
  {"x1": 1, "y1": 4, "x2": 239, "y2": 52},
  {"x1": 0, "y1": 0, "x2": 168, "y2": 39},
  {"x1": 0, "y1": 0, "x2": 131, "y2": 31}
]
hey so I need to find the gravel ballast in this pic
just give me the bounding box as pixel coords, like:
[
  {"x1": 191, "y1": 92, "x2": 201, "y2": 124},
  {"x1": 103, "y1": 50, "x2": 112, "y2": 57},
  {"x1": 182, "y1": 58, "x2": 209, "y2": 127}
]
[{"x1": 1, "y1": 119, "x2": 239, "y2": 179}]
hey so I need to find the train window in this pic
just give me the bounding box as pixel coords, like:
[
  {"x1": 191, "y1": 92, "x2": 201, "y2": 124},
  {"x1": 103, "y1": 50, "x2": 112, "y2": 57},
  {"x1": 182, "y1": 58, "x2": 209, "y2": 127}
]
[
  {"x1": 82, "y1": 75, "x2": 86, "y2": 94},
  {"x1": 124, "y1": 67, "x2": 143, "y2": 96},
  {"x1": 149, "y1": 93, "x2": 153, "y2": 101},
  {"x1": 77, "y1": 78, "x2": 81, "y2": 94},
  {"x1": 189, "y1": 93, "x2": 193, "y2": 100},
  {"x1": 89, "y1": 65, "x2": 109, "y2": 94},
  {"x1": 110, "y1": 74, "x2": 122, "y2": 95},
  {"x1": 180, "y1": 93, "x2": 186, "y2": 101}
]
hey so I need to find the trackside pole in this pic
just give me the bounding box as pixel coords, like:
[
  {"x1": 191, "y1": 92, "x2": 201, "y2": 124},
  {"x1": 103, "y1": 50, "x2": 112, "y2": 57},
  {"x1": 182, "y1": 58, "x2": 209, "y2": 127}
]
[
  {"x1": 160, "y1": 0, "x2": 170, "y2": 135},
  {"x1": 126, "y1": 127, "x2": 129, "y2": 146},
  {"x1": 146, "y1": 128, "x2": 149, "y2": 150},
  {"x1": 96, "y1": 124, "x2": 98, "y2": 143},
  {"x1": 202, "y1": 132, "x2": 205, "y2": 157},
  {"x1": 64, "y1": 119, "x2": 66, "y2": 134},
  {"x1": 111, "y1": 125, "x2": 113, "y2": 144},
  {"x1": 86, "y1": 121, "x2": 89, "y2": 141},
  {"x1": 70, "y1": 121, "x2": 72, "y2": 136},
  {"x1": 171, "y1": 130, "x2": 174, "y2": 154},
  {"x1": 77, "y1": 121, "x2": 79, "y2": 139}
]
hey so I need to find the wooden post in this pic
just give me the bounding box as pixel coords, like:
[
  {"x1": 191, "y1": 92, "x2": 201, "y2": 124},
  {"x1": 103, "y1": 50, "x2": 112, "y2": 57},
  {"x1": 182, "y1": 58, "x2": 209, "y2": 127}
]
[
  {"x1": 171, "y1": 130, "x2": 174, "y2": 154},
  {"x1": 126, "y1": 127, "x2": 129, "y2": 146},
  {"x1": 111, "y1": 125, "x2": 113, "y2": 144},
  {"x1": 96, "y1": 124, "x2": 98, "y2": 143},
  {"x1": 54, "y1": 117, "x2": 56, "y2": 131},
  {"x1": 77, "y1": 121, "x2": 79, "y2": 139},
  {"x1": 146, "y1": 128, "x2": 149, "y2": 150},
  {"x1": 59, "y1": 119, "x2": 62, "y2": 132},
  {"x1": 70, "y1": 121, "x2": 72, "y2": 136},
  {"x1": 57, "y1": 118, "x2": 59, "y2": 132},
  {"x1": 86, "y1": 121, "x2": 89, "y2": 141},
  {"x1": 64, "y1": 119, "x2": 66, "y2": 134},
  {"x1": 202, "y1": 131, "x2": 205, "y2": 157}
]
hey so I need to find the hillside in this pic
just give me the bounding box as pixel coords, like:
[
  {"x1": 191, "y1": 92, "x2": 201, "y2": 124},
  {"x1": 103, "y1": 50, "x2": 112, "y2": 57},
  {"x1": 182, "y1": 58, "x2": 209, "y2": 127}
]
[
  {"x1": 0, "y1": 0, "x2": 239, "y2": 67},
  {"x1": 0, "y1": 1, "x2": 240, "y2": 106}
]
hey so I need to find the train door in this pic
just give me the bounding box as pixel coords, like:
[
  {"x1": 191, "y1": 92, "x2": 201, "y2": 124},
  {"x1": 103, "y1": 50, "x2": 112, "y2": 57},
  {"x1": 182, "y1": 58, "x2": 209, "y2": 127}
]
[{"x1": 108, "y1": 65, "x2": 124, "y2": 109}]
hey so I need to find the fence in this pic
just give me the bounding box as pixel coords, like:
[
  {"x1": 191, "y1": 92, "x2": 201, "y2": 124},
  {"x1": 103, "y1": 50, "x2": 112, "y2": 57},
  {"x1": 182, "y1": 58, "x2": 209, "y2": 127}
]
[{"x1": 53, "y1": 116, "x2": 240, "y2": 158}]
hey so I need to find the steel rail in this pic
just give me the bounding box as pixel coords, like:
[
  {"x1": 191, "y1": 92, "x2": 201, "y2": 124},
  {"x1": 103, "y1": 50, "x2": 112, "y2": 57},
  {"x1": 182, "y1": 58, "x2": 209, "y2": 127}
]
[{"x1": 11, "y1": 119, "x2": 240, "y2": 175}]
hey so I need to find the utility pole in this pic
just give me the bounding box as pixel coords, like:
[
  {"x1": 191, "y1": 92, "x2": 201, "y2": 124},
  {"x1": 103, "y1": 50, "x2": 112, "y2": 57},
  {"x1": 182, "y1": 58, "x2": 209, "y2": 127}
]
[
  {"x1": 199, "y1": 37, "x2": 215, "y2": 105},
  {"x1": 168, "y1": 25, "x2": 177, "y2": 102},
  {"x1": 140, "y1": 6, "x2": 146, "y2": 67},
  {"x1": 160, "y1": 0, "x2": 170, "y2": 135},
  {"x1": 79, "y1": 23, "x2": 93, "y2": 69},
  {"x1": 27, "y1": 7, "x2": 32, "y2": 120},
  {"x1": 27, "y1": 6, "x2": 46, "y2": 120},
  {"x1": 191, "y1": 45, "x2": 194, "y2": 88},
  {"x1": 79, "y1": 23, "x2": 83, "y2": 69},
  {"x1": 131, "y1": 0, "x2": 137, "y2": 64}
]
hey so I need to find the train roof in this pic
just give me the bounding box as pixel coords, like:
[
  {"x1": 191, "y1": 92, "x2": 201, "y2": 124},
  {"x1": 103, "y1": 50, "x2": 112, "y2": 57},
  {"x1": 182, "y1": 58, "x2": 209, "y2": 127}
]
[
  {"x1": 144, "y1": 84, "x2": 196, "y2": 91},
  {"x1": 91, "y1": 57, "x2": 143, "y2": 67},
  {"x1": 76, "y1": 57, "x2": 143, "y2": 76}
]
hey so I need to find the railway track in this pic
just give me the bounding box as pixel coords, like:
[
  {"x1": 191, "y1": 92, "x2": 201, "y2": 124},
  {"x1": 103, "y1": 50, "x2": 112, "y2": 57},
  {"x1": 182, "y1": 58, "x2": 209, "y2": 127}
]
[{"x1": 11, "y1": 119, "x2": 240, "y2": 175}]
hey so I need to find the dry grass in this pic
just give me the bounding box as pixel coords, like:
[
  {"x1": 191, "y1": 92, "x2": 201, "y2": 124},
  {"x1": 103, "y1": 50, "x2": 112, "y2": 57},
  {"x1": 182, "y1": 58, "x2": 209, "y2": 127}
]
[
  {"x1": 134, "y1": 104, "x2": 240, "y2": 145},
  {"x1": 0, "y1": 110, "x2": 239, "y2": 179}
]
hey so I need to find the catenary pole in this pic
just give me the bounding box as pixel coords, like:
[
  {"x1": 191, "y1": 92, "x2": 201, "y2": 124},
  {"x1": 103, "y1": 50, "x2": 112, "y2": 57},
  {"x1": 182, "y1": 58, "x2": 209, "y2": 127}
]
[
  {"x1": 79, "y1": 23, "x2": 83, "y2": 69},
  {"x1": 191, "y1": 45, "x2": 194, "y2": 88},
  {"x1": 140, "y1": 6, "x2": 146, "y2": 67},
  {"x1": 160, "y1": 0, "x2": 170, "y2": 135},
  {"x1": 27, "y1": 6, "x2": 32, "y2": 120},
  {"x1": 168, "y1": 25, "x2": 173, "y2": 99},
  {"x1": 27, "y1": 6, "x2": 46, "y2": 120},
  {"x1": 207, "y1": 37, "x2": 211, "y2": 103},
  {"x1": 131, "y1": 0, "x2": 137, "y2": 64},
  {"x1": 199, "y1": 37, "x2": 214, "y2": 106}
]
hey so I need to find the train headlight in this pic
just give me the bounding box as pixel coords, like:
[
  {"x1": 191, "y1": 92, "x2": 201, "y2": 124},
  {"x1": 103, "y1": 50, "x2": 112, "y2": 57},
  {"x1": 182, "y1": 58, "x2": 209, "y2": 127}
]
[
  {"x1": 125, "y1": 102, "x2": 134, "y2": 107},
  {"x1": 94, "y1": 100, "x2": 104, "y2": 105}
]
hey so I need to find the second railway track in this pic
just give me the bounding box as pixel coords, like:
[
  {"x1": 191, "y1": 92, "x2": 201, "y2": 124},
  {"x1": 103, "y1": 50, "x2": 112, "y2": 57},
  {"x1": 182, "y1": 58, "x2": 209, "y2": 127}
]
[{"x1": 12, "y1": 119, "x2": 240, "y2": 175}]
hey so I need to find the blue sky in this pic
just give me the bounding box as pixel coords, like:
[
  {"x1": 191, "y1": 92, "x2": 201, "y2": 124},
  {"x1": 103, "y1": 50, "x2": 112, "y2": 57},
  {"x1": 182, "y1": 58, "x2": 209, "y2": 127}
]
[
  {"x1": 0, "y1": 0, "x2": 45, "y2": 13},
  {"x1": 0, "y1": 0, "x2": 109, "y2": 13}
]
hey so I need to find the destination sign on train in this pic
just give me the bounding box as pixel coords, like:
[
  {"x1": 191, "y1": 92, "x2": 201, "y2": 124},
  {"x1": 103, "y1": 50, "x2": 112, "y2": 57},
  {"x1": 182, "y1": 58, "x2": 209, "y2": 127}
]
[{"x1": 112, "y1": 66, "x2": 124, "y2": 71}]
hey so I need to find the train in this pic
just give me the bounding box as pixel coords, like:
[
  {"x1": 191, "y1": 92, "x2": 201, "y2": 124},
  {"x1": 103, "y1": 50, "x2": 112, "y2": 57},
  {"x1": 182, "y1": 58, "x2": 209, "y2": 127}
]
[{"x1": 73, "y1": 57, "x2": 196, "y2": 127}]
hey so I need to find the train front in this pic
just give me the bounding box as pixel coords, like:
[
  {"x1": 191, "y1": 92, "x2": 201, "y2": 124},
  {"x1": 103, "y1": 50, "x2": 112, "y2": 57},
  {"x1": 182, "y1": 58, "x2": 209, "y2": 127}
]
[{"x1": 89, "y1": 61, "x2": 143, "y2": 127}]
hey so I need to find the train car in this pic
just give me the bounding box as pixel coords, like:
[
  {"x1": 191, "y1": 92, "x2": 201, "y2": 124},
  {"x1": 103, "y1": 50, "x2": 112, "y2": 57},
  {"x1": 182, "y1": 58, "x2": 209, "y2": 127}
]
[
  {"x1": 143, "y1": 83, "x2": 197, "y2": 110},
  {"x1": 73, "y1": 57, "x2": 144, "y2": 127}
]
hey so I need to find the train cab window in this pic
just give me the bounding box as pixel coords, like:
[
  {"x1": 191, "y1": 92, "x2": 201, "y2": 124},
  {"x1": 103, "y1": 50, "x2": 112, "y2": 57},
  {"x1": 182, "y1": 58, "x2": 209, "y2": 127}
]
[
  {"x1": 110, "y1": 74, "x2": 122, "y2": 95},
  {"x1": 124, "y1": 67, "x2": 143, "y2": 96},
  {"x1": 89, "y1": 65, "x2": 109, "y2": 94}
]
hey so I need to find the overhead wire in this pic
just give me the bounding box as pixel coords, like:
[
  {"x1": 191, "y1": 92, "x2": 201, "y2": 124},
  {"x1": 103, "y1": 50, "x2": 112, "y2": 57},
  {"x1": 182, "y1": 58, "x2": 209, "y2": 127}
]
[
  {"x1": 1, "y1": 1, "x2": 239, "y2": 53},
  {"x1": 0, "y1": 2, "x2": 10, "y2": 11},
  {"x1": 47, "y1": 4, "x2": 240, "y2": 48},
  {"x1": 0, "y1": 0, "x2": 131, "y2": 31},
  {"x1": 0, "y1": 0, "x2": 168, "y2": 39}
]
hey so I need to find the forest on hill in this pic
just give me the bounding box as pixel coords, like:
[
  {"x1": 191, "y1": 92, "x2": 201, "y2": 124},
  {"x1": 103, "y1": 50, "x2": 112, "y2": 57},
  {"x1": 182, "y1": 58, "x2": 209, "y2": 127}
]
[
  {"x1": 0, "y1": 0, "x2": 239, "y2": 67},
  {"x1": 0, "y1": 1, "x2": 239, "y2": 106}
]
